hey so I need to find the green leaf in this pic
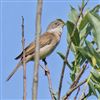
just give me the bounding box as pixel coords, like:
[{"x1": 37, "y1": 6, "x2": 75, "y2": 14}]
[
  {"x1": 79, "y1": 12, "x2": 89, "y2": 30},
  {"x1": 67, "y1": 21, "x2": 80, "y2": 46},
  {"x1": 90, "y1": 75, "x2": 98, "y2": 84},
  {"x1": 90, "y1": 4, "x2": 100, "y2": 21},
  {"x1": 91, "y1": 56, "x2": 96, "y2": 67},
  {"x1": 85, "y1": 41, "x2": 94, "y2": 55},
  {"x1": 82, "y1": 0, "x2": 85, "y2": 8},
  {"x1": 67, "y1": 35, "x2": 76, "y2": 52},
  {"x1": 68, "y1": 5, "x2": 78, "y2": 24},
  {"x1": 57, "y1": 52, "x2": 65, "y2": 60},
  {"x1": 70, "y1": 71, "x2": 75, "y2": 81},
  {"x1": 85, "y1": 41, "x2": 100, "y2": 67},
  {"x1": 80, "y1": 25, "x2": 92, "y2": 46},
  {"x1": 72, "y1": 52, "x2": 86, "y2": 69},
  {"x1": 57, "y1": 52, "x2": 73, "y2": 70},
  {"x1": 75, "y1": 46, "x2": 92, "y2": 62},
  {"x1": 90, "y1": 4, "x2": 100, "y2": 14},
  {"x1": 91, "y1": 68, "x2": 100, "y2": 83},
  {"x1": 76, "y1": 40, "x2": 100, "y2": 68},
  {"x1": 77, "y1": 53, "x2": 86, "y2": 66},
  {"x1": 94, "y1": 84, "x2": 100, "y2": 94},
  {"x1": 88, "y1": 81, "x2": 97, "y2": 97},
  {"x1": 87, "y1": 12, "x2": 100, "y2": 50},
  {"x1": 90, "y1": 75, "x2": 100, "y2": 97}
]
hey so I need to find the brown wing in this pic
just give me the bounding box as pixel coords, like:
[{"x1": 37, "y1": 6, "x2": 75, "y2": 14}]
[
  {"x1": 15, "y1": 32, "x2": 56, "y2": 60},
  {"x1": 15, "y1": 41, "x2": 35, "y2": 59}
]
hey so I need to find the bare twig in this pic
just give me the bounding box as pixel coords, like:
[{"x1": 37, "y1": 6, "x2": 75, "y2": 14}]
[
  {"x1": 63, "y1": 79, "x2": 87, "y2": 100},
  {"x1": 58, "y1": 1, "x2": 89, "y2": 99},
  {"x1": 32, "y1": 0, "x2": 43, "y2": 100},
  {"x1": 74, "y1": 87, "x2": 80, "y2": 100},
  {"x1": 81, "y1": 92, "x2": 89, "y2": 100},
  {"x1": 58, "y1": 60, "x2": 66, "y2": 100},
  {"x1": 70, "y1": 64, "x2": 87, "y2": 89},
  {"x1": 41, "y1": 60, "x2": 54, "y2": 100},
  {"x1": 21, "y1": 16, "x2": 26, "y2": 100}
]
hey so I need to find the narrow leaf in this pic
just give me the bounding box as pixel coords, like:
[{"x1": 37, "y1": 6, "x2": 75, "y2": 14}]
[
  {"x1": 57, "y1": 52, "x2": 65, "y2": 60},
  {"x1": 87, "y1": 12, "x2": 100, "y2": 49},
  {"x1": 91, "y1": 68, "x2": 100, "y2": 83},
  {"x1": 67, "y1": 21, "x2": 80, "y2": 46},
  {"x1": 68, "y1": 5, "x2": 78, "y2": 23}
]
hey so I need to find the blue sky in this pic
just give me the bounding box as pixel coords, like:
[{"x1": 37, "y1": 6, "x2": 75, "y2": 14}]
[{"x1": 1, "y1": 0, "x2": 99, "y2": 100}]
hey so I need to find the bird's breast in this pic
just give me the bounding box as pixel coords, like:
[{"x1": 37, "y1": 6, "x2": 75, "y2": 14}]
[{"x1": 39, "y1": 40, "x2": 59, "y2": 59}]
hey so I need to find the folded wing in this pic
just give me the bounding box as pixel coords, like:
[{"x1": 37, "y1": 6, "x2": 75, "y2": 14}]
[{"x1": 15, "y1": 32, "x2": 56, "y2": 60}]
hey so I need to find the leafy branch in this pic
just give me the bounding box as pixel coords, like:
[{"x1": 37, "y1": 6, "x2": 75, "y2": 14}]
[
  {"x1": 58, "y1": 0, "x2": 89, "y2": 100},
  {"x1": 57, "y1": 0, "x2": 100, "y2": 99}
]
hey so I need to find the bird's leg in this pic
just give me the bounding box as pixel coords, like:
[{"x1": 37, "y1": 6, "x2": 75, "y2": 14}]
[
  {"x1": 42, "y1": 58, "x2": 49, "y2": 75},
  {"x1": 42, "y1": 58, "x2": 47, "y2": 65}
]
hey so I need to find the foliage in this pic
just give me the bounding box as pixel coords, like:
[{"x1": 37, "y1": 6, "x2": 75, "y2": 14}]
[{"x1": 57, "y1": 1, "x2": 100, "y2": 99}]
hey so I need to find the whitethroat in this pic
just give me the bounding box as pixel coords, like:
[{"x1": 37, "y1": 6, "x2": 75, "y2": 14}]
[{"x1": 6, "y1": 19, "x2": 65, "y2": 81}]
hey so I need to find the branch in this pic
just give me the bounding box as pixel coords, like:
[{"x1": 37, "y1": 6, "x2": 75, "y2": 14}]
[
  {"x1": 32, "y1": 0, "x2": 43, "y2": 100},
  {"x1": 74, "y1": 87, "x2": 80, "y2": 100},
  {"x1": 40, "y1": 63, "x2": 54, "y2": 100},
  {"x1": 21, "y1": 16, "x2": 26, "y2": 100},
  {"x1": 58, "y1": 0, "x2": 89, "y2": 99},
  {"x1": 79, "y1": 73, "x2": 91, "y2": 99},
  {"x1": 63, "y1": 63, "x2": 87, "y2": 99},
  {"x1": 70, "y1": 64, "x2": 87, "y2": 89},
  {"x1": 63, "y1": 79, "x2": 87, "y2": 100},
  {"x1": 81, "y1": 93, "x2": 89, "y2": 100}
]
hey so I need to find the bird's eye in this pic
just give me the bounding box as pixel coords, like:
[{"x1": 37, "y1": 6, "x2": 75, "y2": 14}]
[{"x1": 55, "y1": 22, "x2": 59, "y2": 26}]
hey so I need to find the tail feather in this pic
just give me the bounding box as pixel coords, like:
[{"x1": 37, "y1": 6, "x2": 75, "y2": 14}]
[
  {"x1": 6, "y1": 61, "x2": 22, "y2": 81},
  {"x1": 15, "y1": 52, "x2": 23, "y2": 60}
]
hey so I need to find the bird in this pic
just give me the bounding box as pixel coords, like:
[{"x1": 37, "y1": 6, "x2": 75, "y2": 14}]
[{"x1": 6, "y1": 19, "x2": 65, "y2": 81}]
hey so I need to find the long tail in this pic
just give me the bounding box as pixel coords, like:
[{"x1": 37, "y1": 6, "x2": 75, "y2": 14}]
[{"x1": 6, "y1": 61, "x2": 22, "y2": 81}]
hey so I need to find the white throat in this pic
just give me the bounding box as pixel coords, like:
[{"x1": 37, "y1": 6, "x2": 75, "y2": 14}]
[
  {"x1": 47, "y1": 27, "x2": 62, "y2": 40},
  {"x1": 47, "y1": 27, "x2": 62, "y2": 34}
]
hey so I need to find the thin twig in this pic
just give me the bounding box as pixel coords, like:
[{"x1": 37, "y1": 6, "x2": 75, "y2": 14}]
[
  {"x1": 64, "y1": 63, "x2": 87, "y2": 99},
  {"x1": 81, "y1": 92, "x2": 89, "y2": 100},
  {"x1": 70, "y1": 64, "x2": 87, "y2": 89},
  {"x1": 74, "y1": 87, "x2": 80, "y2": 100},
  {"x1": 63, "y1": 79, "x2": 87, "y2": 100},
  {"x1": 58, "y1": 61, "x2": 66, "y2": 100},
  {"x1": 58, "y1": 0, "x2": 89, "y2": 99},
  {"x1": 41, "y1": 60, "x2": 54, "y2": 100},
  {"x1": 32, "y1": 0, "x2": 43, "y2": 100},
  {"x1": 79, "y1": 73, "x2": 91, "y2": 99},
  {"x1": 45, "y1": 66, "x2": 54, "y2": 100},
  {"x1": 21, "y1": 16, "x2": 26, "y2": 100},
  {"x1": 39, "y1": 64, "x2": 46, "y2": 71}
]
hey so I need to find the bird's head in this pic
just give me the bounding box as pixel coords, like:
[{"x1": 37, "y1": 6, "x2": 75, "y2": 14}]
[{"x1": 47, "y1": 19, "x2": 65, "y2": 33}]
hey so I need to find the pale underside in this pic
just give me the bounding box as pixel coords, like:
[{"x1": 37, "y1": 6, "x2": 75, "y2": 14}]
[{"x1": 15, "y1": 32, "x2": 61, "y2": 62}]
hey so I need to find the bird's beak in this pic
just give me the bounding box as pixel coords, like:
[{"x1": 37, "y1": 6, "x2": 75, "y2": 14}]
[
  {"x1": 61, "y1": 20, "x2": 65, "y2": 27},
  {"x1": 56, "y1": 19, "x2": 65, "y2": 26},
  {"x1": 62, "y1": 22, "x2": 65, "y2": 27}
]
